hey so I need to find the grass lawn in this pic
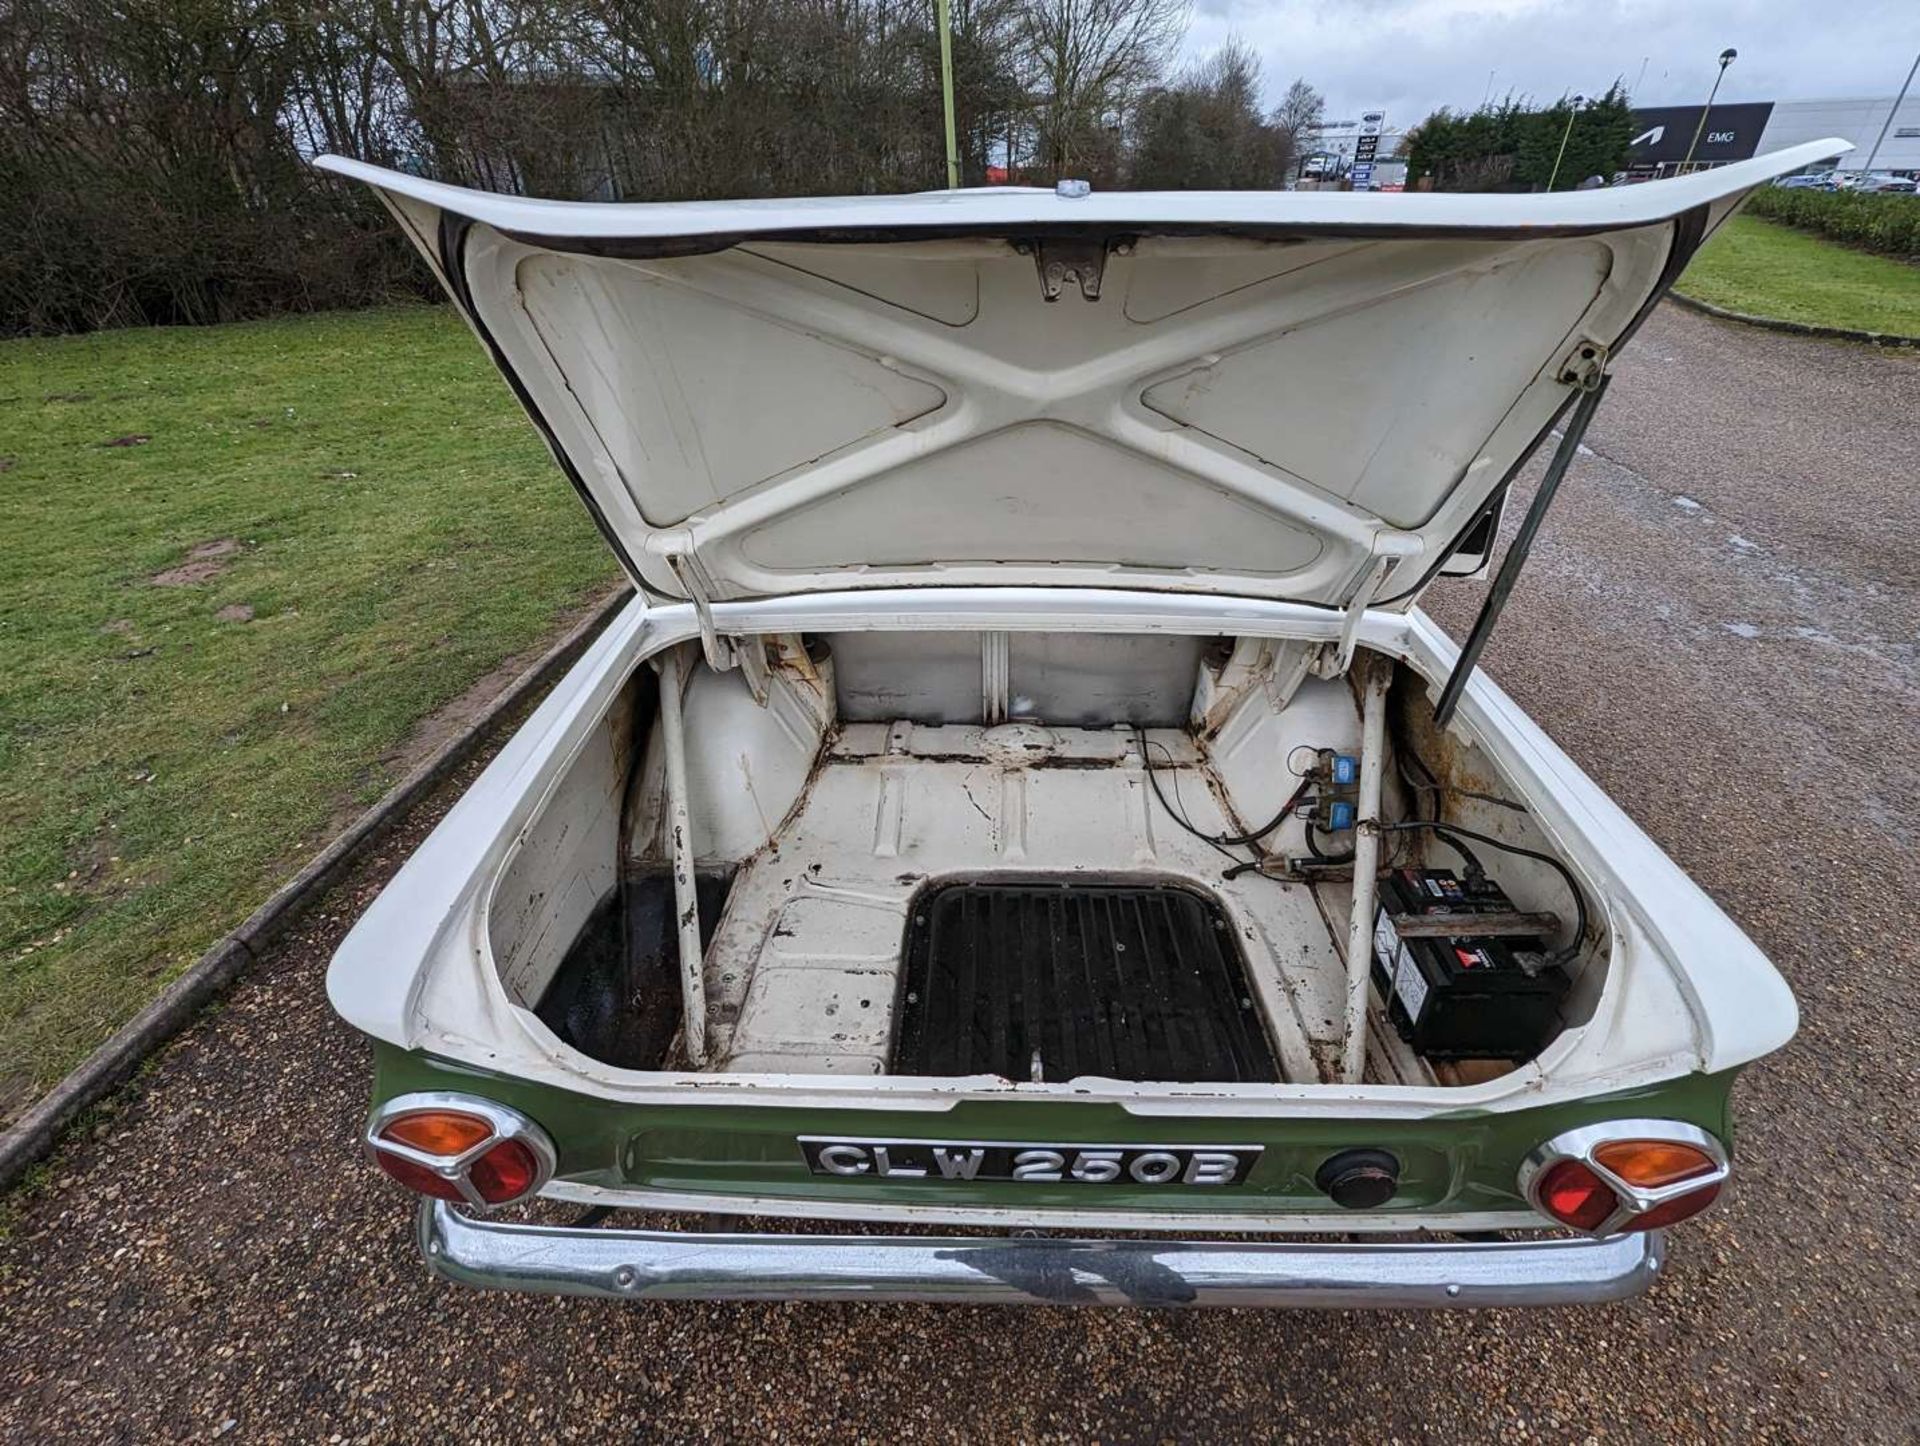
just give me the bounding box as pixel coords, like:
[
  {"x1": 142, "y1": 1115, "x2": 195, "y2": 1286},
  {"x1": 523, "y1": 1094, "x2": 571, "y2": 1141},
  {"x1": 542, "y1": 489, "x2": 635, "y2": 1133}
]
[
  {"x1": 1680, "y1": 214, "x2": 1920, "y2": 336},
  {"x1": 0, "y1": 306, "x2": 618, "y2": 1118}
]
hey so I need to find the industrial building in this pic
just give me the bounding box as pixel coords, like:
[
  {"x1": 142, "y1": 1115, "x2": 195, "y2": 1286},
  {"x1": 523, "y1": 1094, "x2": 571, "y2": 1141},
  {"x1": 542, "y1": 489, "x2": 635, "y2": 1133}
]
[{"x1": 1626, "y1": 95, "x2": 1920, "y2": 178}]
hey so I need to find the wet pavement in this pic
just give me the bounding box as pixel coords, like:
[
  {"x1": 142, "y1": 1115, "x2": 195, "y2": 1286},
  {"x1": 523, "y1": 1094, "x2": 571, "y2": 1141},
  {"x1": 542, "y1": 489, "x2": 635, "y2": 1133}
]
[{"x1": 2, "y1": 305, "x2": 1916, "y2": 1443}]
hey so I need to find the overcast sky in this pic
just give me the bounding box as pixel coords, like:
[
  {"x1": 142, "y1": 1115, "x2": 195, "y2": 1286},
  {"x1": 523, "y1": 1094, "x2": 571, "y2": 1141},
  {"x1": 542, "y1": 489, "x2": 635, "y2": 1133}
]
[{"x1": 1180, "y1": 0, "x2": 1920, "y2": 129}]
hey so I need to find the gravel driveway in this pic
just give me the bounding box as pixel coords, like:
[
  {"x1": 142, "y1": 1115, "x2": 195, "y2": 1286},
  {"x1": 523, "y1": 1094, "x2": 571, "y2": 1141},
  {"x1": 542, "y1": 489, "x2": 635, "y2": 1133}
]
[{"x1": 2, "y1": 305, "x2": 1916, "y2": 1443}]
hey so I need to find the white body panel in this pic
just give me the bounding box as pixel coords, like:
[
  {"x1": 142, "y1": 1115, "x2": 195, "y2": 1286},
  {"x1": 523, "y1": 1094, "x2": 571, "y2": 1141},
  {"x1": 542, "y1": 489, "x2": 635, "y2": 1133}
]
[
  {"x1": 317, "y1": 143, "x2": 1843, "y2": 611},
  {"x1": 328, "y1": 589, "x2": 1797, "y2": 1118}
]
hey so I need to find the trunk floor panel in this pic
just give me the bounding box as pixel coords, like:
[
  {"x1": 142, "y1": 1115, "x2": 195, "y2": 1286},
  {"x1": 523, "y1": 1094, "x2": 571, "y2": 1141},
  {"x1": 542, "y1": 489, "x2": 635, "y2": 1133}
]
[
  {"x1": 893, "y1": 879, "x2": 1280, "y2": 1083},
  {"x1": 700, "y1": 722, "x2": 1353, "y2": 1083}
]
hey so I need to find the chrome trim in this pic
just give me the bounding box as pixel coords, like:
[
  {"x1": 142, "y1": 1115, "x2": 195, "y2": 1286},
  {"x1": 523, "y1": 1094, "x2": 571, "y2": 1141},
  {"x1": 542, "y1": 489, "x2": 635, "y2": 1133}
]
[
  {"x1": 540, "y1": 1177, "x2": 1546, "y2": 1234},
  {"x1": 794, "y1": 1136, "x2": 1268, "y2": 1151},
  {"x1": 366, "y1": 1091, "x2": 558, "y2": 1211},
  {"x1": 1518, "y1": 1118, "x2": 1729, "y2": 1237},
  {"x1": 416, "y1": 1200, "x2": 1666, "y2": 1308}
]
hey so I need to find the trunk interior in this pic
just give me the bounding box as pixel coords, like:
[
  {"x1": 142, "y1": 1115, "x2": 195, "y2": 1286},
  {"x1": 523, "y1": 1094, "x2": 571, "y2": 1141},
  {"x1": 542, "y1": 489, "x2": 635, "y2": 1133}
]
[{"x1": 491, "y1": 630, "x2": 1608, "y2": 1090}]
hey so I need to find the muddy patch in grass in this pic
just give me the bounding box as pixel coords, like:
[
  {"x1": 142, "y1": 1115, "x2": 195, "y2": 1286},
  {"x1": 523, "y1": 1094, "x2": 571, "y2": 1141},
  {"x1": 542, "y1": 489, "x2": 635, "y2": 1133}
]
[
  {"x1": 96, "y1": 434, "x2": 151, "y2": 448},
  {"x1": 213, "y1": 603, "x2": 255, "y2": 623},
  {"x1": 149, "y1": 539, "x2": 243, "y2": 587}
]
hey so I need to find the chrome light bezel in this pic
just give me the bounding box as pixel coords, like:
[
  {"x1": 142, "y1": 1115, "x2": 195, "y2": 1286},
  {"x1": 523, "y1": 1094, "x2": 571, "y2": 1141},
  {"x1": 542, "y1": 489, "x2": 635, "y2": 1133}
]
[
  {"x1": 365, "y1": 1091, "x2": 557, "y2": 1211},
  {"x1": 1518, "y1": 1118, "x2": 1729, "y2": 1238}
]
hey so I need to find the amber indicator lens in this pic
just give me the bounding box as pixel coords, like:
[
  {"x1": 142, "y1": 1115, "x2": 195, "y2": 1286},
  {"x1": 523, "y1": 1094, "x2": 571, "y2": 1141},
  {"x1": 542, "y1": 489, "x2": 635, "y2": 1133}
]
[
  {"x1": 1536, "y1": 1159, "x2": 1617, "y2": 1232},
  {"x1": 379, "y1": 1111, "x2": 493, "y2": 1158},
  {"x1": 1592, "y1": 1139, "x2": 1718, "y2": 1189}
]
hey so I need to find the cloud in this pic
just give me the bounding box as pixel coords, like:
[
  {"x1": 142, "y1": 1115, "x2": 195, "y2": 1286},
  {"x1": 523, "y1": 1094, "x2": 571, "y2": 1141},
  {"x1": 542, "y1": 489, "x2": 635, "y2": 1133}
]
[{"x1": 1179, "y1": 0, "x2": 1918, "y2": 128}]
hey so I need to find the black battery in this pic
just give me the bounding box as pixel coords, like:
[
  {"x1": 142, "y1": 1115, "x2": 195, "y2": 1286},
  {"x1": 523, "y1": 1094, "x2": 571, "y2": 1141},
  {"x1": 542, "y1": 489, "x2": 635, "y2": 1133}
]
[{"x1": 1369, "y1": 868, "x2": 1569, "y2": 1061}]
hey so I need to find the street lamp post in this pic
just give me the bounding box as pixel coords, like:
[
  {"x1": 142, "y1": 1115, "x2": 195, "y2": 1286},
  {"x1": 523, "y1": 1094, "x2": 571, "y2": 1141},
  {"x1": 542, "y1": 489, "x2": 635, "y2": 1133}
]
[
  {"x1": 935, "y1": 0, "x2": 959, "y2": 188},
  {"x1": 1682, "y1": 48, "x2": 1738, "y2": 172},
  {"x1": 1859, "y1": 51, "x2": 1920, "y2": 176},
  {"x1": 1547, "y1": 94, "x2": 1586, "y2": 191}
]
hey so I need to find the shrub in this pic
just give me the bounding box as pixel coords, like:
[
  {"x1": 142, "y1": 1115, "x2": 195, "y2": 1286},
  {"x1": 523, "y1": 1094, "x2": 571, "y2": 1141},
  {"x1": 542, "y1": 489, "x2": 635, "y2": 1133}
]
[{"x1": 1745, "y1": 187, "x2": 1920, "y2": 261}]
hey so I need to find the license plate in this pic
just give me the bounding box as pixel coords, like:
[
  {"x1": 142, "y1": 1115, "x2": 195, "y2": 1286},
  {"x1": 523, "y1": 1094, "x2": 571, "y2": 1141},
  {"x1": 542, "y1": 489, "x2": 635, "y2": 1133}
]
[{"x1": 798, "y1": 1138, "x2": 1261, "y2": 1187}]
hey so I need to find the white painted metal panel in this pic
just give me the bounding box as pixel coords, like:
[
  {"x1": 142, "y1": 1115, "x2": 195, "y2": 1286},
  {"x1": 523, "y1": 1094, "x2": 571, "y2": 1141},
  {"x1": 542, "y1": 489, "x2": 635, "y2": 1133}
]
[
  {"x1": 328, "y1": 589, "x2": 1797, "y2": 1115},
  {"x1": 316, "y1": 143, "x2": 1844, "y2": 610}
]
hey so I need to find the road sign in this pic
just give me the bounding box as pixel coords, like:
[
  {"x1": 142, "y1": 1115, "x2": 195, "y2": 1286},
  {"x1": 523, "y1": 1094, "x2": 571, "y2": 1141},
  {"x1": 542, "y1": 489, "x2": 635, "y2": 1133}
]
[{"x1": 1353, "y1": 109, "x2": 1385, "y2": 175}]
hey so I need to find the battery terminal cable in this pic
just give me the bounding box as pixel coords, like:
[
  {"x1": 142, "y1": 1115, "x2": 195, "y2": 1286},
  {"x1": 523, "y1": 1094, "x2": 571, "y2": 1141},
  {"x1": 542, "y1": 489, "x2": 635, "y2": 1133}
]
[
  {"x1": 1134, "y1": 732, "x2": 1586, "y2": 968},
  {"x1": 1371, "y1": 819, "x2": 1590, "y2": 971}
]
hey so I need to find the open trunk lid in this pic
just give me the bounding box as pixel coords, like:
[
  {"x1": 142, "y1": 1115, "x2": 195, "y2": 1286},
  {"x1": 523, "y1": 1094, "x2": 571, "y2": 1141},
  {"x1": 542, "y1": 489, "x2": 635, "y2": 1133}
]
[{"x1": 318, "y1": 144, "x2": 1841, "y2": 610}]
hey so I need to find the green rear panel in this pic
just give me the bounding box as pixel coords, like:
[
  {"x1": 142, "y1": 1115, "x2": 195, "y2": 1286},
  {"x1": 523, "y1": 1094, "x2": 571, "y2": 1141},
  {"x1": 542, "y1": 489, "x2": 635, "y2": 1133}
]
[{"x1": 373, "y1": 1045, "x2": 1738, "y2": 1220}]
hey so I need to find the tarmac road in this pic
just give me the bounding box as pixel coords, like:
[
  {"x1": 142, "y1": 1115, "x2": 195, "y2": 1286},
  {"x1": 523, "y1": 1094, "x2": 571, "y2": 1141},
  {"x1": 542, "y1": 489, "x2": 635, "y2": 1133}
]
[{"x1": 2, "y1": 305, "x2": 1916, "y2": 1443}]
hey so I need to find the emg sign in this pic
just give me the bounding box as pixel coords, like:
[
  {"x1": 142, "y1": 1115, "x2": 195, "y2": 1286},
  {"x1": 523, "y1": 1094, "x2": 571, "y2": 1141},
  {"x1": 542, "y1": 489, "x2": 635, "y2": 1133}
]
[{"x1": 1627, "y1": 103, "x2": 1774, "y2": 164}]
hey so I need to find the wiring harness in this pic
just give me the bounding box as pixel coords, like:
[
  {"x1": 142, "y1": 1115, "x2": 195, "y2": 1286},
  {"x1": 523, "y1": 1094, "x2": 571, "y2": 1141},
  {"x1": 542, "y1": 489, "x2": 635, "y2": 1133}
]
[{"x1": 1133, "y1": 727, "x2": 1589, "y2": 967}]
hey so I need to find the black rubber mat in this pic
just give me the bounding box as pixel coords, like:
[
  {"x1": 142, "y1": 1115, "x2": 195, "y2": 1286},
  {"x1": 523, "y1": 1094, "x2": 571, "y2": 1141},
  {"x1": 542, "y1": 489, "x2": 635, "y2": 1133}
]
[{"x1": 892, "y1": 879, "x2": 1279, "y2": 1083}]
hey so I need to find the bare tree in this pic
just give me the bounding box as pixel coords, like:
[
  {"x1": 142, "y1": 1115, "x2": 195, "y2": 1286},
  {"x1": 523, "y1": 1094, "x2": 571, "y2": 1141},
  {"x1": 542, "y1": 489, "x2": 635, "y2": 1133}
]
[
  {"x1": 1131, "y1": 37, "x2": 1285, "y2": 189},
  {"x1": 1268, "y1": 74, "x2": 1322, "y2": 168},
  {"x1": 1016, "y1": 0, "x2": 1188, "y2": 180},
  {"x1": 1, "y1": 0, "x2": 1243, "y2": 333}
]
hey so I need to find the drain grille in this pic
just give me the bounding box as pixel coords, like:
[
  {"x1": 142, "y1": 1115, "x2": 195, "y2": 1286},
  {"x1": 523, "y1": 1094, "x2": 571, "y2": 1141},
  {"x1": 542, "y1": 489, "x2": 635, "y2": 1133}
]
[{"x1": 891, "y1": 879, "x2": 1278, "y2": 1083}]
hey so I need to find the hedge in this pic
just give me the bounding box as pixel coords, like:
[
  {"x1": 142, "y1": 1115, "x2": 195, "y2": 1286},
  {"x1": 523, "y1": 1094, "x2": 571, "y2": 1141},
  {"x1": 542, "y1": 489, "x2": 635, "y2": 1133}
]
[{"x1": 1745, "y1": 186, "x2": 1920, "y2": 261}]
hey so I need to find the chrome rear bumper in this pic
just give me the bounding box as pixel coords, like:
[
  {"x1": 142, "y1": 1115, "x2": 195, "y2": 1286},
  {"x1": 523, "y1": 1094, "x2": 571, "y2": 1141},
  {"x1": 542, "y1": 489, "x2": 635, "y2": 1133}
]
[{"x1": 417, "y1": 1201, "x2": 1664, "y2": 1308}]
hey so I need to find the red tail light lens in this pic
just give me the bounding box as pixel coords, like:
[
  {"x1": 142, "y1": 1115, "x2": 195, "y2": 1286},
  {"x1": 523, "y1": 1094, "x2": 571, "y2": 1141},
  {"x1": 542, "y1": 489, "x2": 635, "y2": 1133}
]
[
  {"x1": 373, "y1": 1150, "x2": 468, "y2": 1202},
  {"x1": 1619, "y1": 1181, "x2": 1723, "y2": 1232},
  {"x1": 1536, "y1": 1159, "x2": 1618, "y2": 1231},
  {"x1": 467, "y1": 1139, "x2": 540, "y2": 1204}
]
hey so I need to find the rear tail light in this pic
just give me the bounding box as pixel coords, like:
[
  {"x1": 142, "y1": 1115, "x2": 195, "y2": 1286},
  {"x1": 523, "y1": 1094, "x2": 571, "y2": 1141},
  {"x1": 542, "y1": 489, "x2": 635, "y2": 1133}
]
[
  {"x1": 366, "y1": 1094, "x2": 556, "y2": 1209},
  {"x1": 1534, "y1": 1159, "x2": 1618, "y2": 1232},
  {"x1": 1520, "y1": 1120, "x2": 1728, "y2": 1237},
  {"x1": 466, "y1": 1138, "x2": 541, "y2": 1202}
]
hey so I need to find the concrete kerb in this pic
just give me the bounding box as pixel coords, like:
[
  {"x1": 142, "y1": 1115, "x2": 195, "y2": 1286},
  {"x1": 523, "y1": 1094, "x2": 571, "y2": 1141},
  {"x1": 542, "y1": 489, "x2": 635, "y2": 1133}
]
[
  {"x1": 0, "y1": 583, "x2": 636, "y2": 1193},
  {"x1": 1668, "y1": 291, "x2": 1920, "y2": 349}
]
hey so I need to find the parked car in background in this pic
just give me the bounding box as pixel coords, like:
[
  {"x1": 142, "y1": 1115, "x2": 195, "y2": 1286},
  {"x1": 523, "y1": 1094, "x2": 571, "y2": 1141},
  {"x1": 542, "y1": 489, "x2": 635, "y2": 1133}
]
[
  {"x1": 1772, "y1": 172, "x2": 1836, "y2": 189},
  {"x1": 1837, "y1": 171, "x2": 1915, "y2": 193}
]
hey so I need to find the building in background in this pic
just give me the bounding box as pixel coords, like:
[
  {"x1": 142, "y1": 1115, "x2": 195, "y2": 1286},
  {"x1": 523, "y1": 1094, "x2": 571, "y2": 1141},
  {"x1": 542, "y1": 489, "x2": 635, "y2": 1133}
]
[
  {"x1": 1756, "y1": 97, "x2": 1919, "y2": 174},
  {"x1": 1298, "y1": 115, "x2": 1407, "y2": 188},
  {"x1": 1625, "y1": 96, "x2": 1920, "y2": 178}
]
